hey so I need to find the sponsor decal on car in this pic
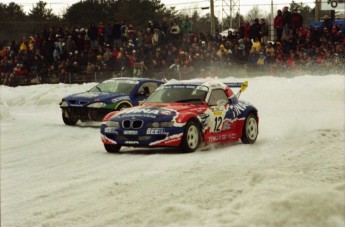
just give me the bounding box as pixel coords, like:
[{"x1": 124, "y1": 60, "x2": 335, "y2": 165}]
[
  {"x1": 105, "y1": 127, "x2": 119, "y2": 133},
  {"x1": 222, "y1": 120, "x2": 231, "y2": 130},
  {"x1": 163, "y1": 84, "x2": 202, "y2": 89},
  {"x1": 213, "y1": 111, "x2": 223, "y2": 117},
  {"x1": 196, "y1": 86, "x2": 208, "y2": 91},
  {"x1": 123, "y1": 130, "x2": 138, "y2": 135},
  {"x1": 112, "y1": 96, "x2": 130, "y2": 103},
  {"x1": 149, "y1": 133, "x2": 183, "y2": 146},
  {"x1": 160, "y1": 110, "x2": 172, "y2": 115},
  {"x1": 122, "y1": 113, "x2": 157, "y2": 119},
  {"x1": 125, "y1": 141, "x2": 139, "y2": 144},
  {"x1": 162, "y1": 137, "x2": 181, "y2": 145},
  {"x1": 146, "y1": 128, "x2": 168, "y2": 135},
  {"x1": 208, "y1": 133, "x2": 237, "y2": 142},
  {"x1": 122, "y1": 108, "x2": 174, "y2": 119},
  {"x1": 233, "y1": 103, "x2": 249, "y2": 115},
  {"x1": 126, "y1": 108, "x2": 160, "y2": 115}
]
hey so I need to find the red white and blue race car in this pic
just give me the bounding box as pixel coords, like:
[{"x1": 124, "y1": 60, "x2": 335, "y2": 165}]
[{"x1": 100, "y1": 80, "x2": 259, "y2": 153}]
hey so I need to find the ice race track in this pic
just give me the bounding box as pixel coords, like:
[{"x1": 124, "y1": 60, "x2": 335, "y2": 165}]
[{"x1": 1, "y1": 74, "x2": 344, "y2": 227}]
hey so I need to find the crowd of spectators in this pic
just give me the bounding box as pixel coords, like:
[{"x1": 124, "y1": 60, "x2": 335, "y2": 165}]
[{"x1": 1, "y1": 7, "x2": 344, "y2": 86}]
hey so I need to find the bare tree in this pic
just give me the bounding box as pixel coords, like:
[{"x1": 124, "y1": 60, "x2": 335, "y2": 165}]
[{"x1": 245, "y1": 6, "x2": 266, "y2": 23}]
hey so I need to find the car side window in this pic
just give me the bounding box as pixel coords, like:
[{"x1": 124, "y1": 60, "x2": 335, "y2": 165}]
[
  {"x1": 208, "y1": 89, "x2": 229, "y2": 106},
  {"x1": 138, "y1": 82, "x2": 160, "y2": 96}
]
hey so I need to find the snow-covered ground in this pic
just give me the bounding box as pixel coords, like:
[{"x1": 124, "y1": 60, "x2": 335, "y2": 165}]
[{"x1": 1, "y1": 75, "x2": 344, "y2": 227}]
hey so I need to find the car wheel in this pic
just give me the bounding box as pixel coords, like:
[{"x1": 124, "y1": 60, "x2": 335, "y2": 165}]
[
  {"x1": 241, "y1": 113, "x2": 258, "y2": 144},
  {"x1": 180, "y1": 121, "x2": 201, "y2": 153},
  {"x1": 104, "y1": 144, "x2": 121, "y2": 153},
  {"x1": 62, "y1": 113, "x2": 78, "y2": 126},
  {"x1": 117, "y1": 104, "x2": 130, "y2": 111}
]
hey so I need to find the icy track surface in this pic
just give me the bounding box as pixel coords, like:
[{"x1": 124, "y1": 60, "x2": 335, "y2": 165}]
[{"x1": 1, "y1": 75, "x2": 344, "y2": 227}]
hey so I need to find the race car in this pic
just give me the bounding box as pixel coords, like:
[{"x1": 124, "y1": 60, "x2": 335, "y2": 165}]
[
  {"x1": 100, "y1": 80, "x2": 259, "y2": 153},
  {"x1": 59, "y1": 77, "x2": 164, "y2": 125}
]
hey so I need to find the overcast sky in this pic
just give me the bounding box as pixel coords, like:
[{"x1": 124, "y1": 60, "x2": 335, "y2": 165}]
[{"x1": 3, "y1": 0, "x2": 315, "y2": 17}]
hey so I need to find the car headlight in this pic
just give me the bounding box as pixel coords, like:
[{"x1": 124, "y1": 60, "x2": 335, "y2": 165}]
[
  {"x1": 106, "y1": 121, "x2": 120, "y2": 127},
  {"x1": 147, "y1": 121, "x2": 174, "y2": 128},
  {"x1": 88, "y1": 102, "x2": 106, "y2": 108},
  {"x1": 60, "y1": 100, "x2": 68, "y2": 107}
]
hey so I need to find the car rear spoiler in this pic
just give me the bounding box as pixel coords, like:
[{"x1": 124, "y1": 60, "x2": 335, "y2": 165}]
[{"x1": 224, "y1": 81, "x2": 248, "y2": 98}]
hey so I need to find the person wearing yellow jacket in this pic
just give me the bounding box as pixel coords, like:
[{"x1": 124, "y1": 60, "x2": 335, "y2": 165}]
[
  {"x1": 216, "y1": 44, "x2": 228, "y2": 57},
  {"x1": 19, "y1": 41, "x2": 28, "y2": 53},
  {"x1": 250, "y1": 37, "x2": 261, "y2": 54}
]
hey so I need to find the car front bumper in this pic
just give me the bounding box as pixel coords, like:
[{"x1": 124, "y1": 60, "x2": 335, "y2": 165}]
[
  {"x1": 61, "y1": 107, "x2": 115, "y2": 122},
  {"x1": 100, "y1": 124, "x2": 184, "y2": 147}
]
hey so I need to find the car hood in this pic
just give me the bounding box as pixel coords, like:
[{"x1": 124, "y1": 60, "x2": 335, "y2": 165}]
[
  {"x1": 113, "y1": 103, "x2": 205, "y2": 120},
  {"x1": 64, "y1": 92, "x2": 129, "y2": 106}
]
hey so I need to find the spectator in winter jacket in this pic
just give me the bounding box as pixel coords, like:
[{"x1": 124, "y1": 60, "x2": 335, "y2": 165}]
[
  {"x1": 250, "y1": 37, "x2": 262, "y2": 53},
  {"x1": 259, "y1": 18, "x2": 269, "y2": 44},
  {"x1": 152, "y1": 28, "x2": 163, "y2": 47},
  {"x1": 98, "y1": 22, "x2": 104, "y2": 36},
  {"x1": 244, "y1": 21, "x2": 251, "y2": 39},
  {"x1": 64, "y1": 35, "x2": 76, "y2": 54},
  {"x1": 310, "y1": 26, "x2": 321, "y2": 45},
  {"x1": 330, "y1": 25, "x2": 342, "y2": 43},
  {"x1": 112, "y1": 20, "x2": 122, "y2": 49},
  {"x1": 161, "y1": 17, "x2": 170, "y2": 38},
  {"x1": 286, "y1": 50, "x2": 298, "y2": 71},
  {"x1": 282, "y1": 6, "x2": 291, "y2": 33},
  {"x1": 238, "y1": 22, "x2": 246, "y2": 39},
  {"x1": 274, "y1": 10, "x2": 283, "y2": 41},
  {"x1": 250, "y1": 18, "x2": 261, "y2": 41},
  {"x1": 87, "y1": 23, "x2": 99, "y2": 50},
  {"x1": 321, "y1": 15, "x2": 333, "y2": 35},
  {"x1": 180, "y1": 15, "x2": 192, "y2": 40},
  {"x1": 216, "y1": 44, "x2": 228, "y2": 58},
  {"x1": 289, "y1": 8, "x2": 303, "y2": 35},
  {"x1": 170, "y1": 20, "x2": 181, "y2": 48},
  {"x1": 104, "y1": 23, "x2": 113, "y2": 47}
]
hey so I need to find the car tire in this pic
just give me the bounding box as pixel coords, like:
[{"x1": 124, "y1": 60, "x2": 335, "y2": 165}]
[
  {"x1": 241, "y1": 113, "x2": 258, "y2": 144},
  {"x1": 104, "y1": 144, "x2": 121, "y2": 153},
  {"x1": 62, "y1": 113, "x2": 78, "y2": 126},
  {"x1": 180, "y1": 120, "x2": 201, "y2": 153},
  {"x1": 117, "y1": 104, "x2": 131, "y2": 111}
]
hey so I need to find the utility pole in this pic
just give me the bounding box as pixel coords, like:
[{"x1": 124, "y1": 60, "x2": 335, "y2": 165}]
[
  {"x1": 315, "y1": 0, "x2": 321, "y2": 22},
  {"x1": 230, "y1": 0, "x2": 233, "y2": 28},
  {"x1": 221, "y1": 0, "x2": 241, "y2": 29},
  {"x1": 270, "y1": 0, "x2": 274, "y2": 41},
  {"x1": 210, "y1": 0, "x2": 215, "y2": 36}
]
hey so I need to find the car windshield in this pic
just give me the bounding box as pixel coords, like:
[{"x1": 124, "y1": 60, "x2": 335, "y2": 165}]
[
  {"x1": 146, "y1": 84, "x2": 208, "y2": 103},
  {"x1": 88, "y1": 79, "x2": 138, "y2": 94}
]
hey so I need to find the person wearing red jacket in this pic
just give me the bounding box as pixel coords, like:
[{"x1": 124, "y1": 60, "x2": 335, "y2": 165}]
[{"x1": 289, "y1": 8, "x2": 303, "y2": 35}]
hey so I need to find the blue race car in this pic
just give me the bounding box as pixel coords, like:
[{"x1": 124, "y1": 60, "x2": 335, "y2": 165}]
[{"x1": 59, "y1": 77, "x2": 164, "y2": 125}]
